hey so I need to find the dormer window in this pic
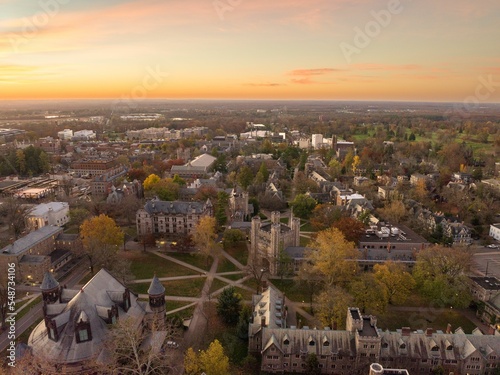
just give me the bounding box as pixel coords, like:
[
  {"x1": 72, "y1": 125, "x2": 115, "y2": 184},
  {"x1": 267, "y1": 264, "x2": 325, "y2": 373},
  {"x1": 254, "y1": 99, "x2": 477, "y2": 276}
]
[
  {"x1": 323, "y1": 341, "x2": 330, "y2": 347},
  {"x1": 431, "y1": 345, "x2": 439, "y2": 352},
  {"x1": 446, "y1": 345, "x2": 453, "y2": 351},
  {"x1": 75, "y1": 311, "x2": 92, "y2": 344},
  {"x1": 309, "y1": 339, "x2": 315, "y2": 346},
  {"x1": 400, "y1": 343, "x2": 406, "y2": 349},
  {"x1": 45, "y1": 318, "x2": 59, "y2": 342},
  {"x1": 284, "y1": 339, "x2": 290, "y2": 345},
  {"x1": 382, "y1": 342, "x2": 389, "y2": 349}
]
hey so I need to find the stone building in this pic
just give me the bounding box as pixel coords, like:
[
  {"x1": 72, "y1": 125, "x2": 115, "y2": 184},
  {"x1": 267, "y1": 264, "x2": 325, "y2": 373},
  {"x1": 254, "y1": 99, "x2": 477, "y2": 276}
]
[
  {"x1": 0, "y1": 226, "x2": 79, "y2": 282},
  {"x1": 229, "y1": 186, "x2": 250, "y2": 221},
  {"x1": 250, "y1": 212, "x2": 300, "y2": 275},
  {"x1": 28, "y1": 270, "x2": 167, "y2": 373},
  {"x1": 251, "y1": 285, "x2": 500, "y2": 375},
  {"x1": 26, "y1": 202, "x2": 70, "y2": 231},
  {"x1": 136, "y1": 198, "x2": 213, "y2": 239}
]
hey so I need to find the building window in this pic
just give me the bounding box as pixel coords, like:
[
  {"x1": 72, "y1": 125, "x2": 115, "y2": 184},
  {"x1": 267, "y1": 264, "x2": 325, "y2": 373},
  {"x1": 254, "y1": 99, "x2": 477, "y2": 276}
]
[{"x1": 78, "y1": 329, "x2": 89, "y2": 342}]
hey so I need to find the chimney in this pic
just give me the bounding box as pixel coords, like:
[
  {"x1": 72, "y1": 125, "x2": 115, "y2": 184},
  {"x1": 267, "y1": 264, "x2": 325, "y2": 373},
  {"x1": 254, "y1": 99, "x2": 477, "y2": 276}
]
[
  {"x1": 261, "y1": 317, "x2": 266, "y2": 328},
  {"x1": 446, "y1": 324, "x2": 452, "y2": 334},
  {"x1": 370, "y1": 316, "x2": 377, "y2": 327},
  {"x1": 261, "y1": 280, "x2": 268, "y2": 292},
  {"x1": 425, "y1": 328, "x2": 433, "y2": 337},
  {"x1": 402, "y1": 327, "x2": 411, "y2": 336}
]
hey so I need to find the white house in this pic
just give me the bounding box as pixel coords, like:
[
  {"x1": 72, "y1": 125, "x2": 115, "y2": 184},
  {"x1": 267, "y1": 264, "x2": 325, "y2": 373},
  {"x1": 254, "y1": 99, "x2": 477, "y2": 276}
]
[
  {"x1": 490, "y1": 223, "x2": 500, "y2": 241},
  {"x1": 26, "y1": 202, "x2": 70, "y2": 231}
]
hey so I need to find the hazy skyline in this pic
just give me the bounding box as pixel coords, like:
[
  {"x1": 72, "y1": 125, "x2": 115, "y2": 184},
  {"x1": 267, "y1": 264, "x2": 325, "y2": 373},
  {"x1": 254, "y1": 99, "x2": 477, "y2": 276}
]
[{"x1": 1, "y1": 0, "x2": 500, "y2": 101}]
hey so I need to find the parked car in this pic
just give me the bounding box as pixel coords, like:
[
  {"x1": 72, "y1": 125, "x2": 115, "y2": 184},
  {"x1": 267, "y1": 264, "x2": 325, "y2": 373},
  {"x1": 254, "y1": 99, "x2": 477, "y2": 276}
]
[
  {"x1": 166, "y1": 341, "x2": 179, "y2": 349},
  {"x1": 486, "y1": 244, "x2": 499, "y2": 249}
]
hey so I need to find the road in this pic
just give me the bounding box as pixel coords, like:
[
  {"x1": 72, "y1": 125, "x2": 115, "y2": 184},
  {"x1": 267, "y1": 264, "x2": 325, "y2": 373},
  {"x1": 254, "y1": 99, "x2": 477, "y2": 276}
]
[{"x1": 0, "y1": 260, "x2": 90, "y2": 353}]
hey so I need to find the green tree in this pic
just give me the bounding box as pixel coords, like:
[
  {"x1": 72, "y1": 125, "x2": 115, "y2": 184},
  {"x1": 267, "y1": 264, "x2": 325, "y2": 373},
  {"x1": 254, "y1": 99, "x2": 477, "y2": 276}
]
[
  {"x1": 15, "y1": 149, "x2": 26, "y2": 175},
  {"x1": 290, "y1": 194, "x2": 317, "y2": 219},
  {"x1": 374, "y1": 262, "x2": 416, "y2": 305},
  {"x1": 305, "y1": 354, "x2": 321, "y2": 375},
  {"x1": 413, "y1": 245, "x2": 472, "y2": 308},
  {"x1": 215, "y1": 191, "x2": 229, "y2": 227},
  {"x1": 172, "y1": 174, "x2": 186, "y2": 186},
  {"x1": 80, "y1": 214, "x2": 124, "y2": 274},
  {"x1": 69, "y1": 207, "x2": 91, "y2": 228},
  {"x1": 237, "y1": 166, "x2": 253, "y2": 190},
  {"x1": 236, "y1": 305, "x2": 252, "y2": 339},
  {"x1": 216, "y1": 286, "x2": 242, "y2": 324},
  {"x1": 222, "y1": 228, "x2": 246, "y2": 247}
]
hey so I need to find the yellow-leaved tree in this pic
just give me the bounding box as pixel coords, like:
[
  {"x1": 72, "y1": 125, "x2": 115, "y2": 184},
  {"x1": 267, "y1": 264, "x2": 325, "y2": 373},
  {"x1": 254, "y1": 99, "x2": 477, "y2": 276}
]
[
  {"x1": 374, "y1": 261, "x2": 416, "y2": 305},
  {"x1": 184, "y1": 340, "x2": 230, "y2": 375},
  {"x1": 305, "y1": 227, "x2": 360, "y2": 288},
  {"x1": 192, "y1": 216, "x2": 219, "y2": 265},
  {"x1": 80, "y1": 214, "x2": 124, "y2": 274}
]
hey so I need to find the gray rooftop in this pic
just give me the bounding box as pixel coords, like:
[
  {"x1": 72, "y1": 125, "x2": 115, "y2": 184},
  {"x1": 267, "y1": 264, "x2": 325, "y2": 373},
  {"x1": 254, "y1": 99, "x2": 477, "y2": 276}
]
[
  {"x1": 41, "y1": 272, "x2": 59, "y2": 291},
  {"x1": 148, "y1": 275, "x2": 165, "y2": 295},
  {"x1": 143, "y1": 199, "x2": 210, "y2": 215},
  {"x1": 29, "y1": 269, "x2": 146, "y2": 364},
  {"x1": 1, "y1": 226, "x2": 62, "y2": 256}
]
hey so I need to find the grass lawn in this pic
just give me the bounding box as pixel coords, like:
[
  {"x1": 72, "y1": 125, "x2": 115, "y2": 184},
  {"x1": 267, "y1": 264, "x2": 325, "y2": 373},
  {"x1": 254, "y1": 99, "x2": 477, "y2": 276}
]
[
  {"x1": 376, "y1": 308, "x2": 476, "y2": 333},
  {"x1": 167, "y1": 252, "x2": 212, "y2": 271},
  {"x1": 217, "y1": 258, "x2": 239, "y2": 273},
  {"x1": 168, "y1": 305, "x2": 195, "y2": 320},
  {"x1": 130, "y1": 277, "x2": 206, "y2": 297},
  {"x1": 220, "y1": 273, "x2": 245, "y2": 281},
  {"x1": 270, "y1": 279, "x2": 319, "y2": 304},
  {"x1": 300, "y1": 236, "x2": 311, "y2": 247},
  {"x1": 167, "y1": 300, "x2": 193, "y2": 312},
  {"x1": 280, "y1": 217, "x2": 289, "y2": 224},
  {"x1": 16, "y1": 295, "x2": 42, "y2": 320},
  {"x1": 300, "y1": 220, "x2": 316, "y2": 233},
  {"x1": 17, "y1": 317, "x2": 43, "y2": 344},
  {"x1": 122, "y1": 250, "x2": 198, "y2": 279},
  {"x1": 64, "y1": 225, "x2": 79, "y2": 234},
  {"x1": 209, "y1": 278, "x2": 229, "y2": 294},
  {"x1": 163, "y1": 278, "x2": 206, "y2": 297},
  {"x1": 224, "y1": 242, "x2": 249, "y2": 266},
  {"x1": 235, "y1": 284, "x2": 255, "y2": 301}
]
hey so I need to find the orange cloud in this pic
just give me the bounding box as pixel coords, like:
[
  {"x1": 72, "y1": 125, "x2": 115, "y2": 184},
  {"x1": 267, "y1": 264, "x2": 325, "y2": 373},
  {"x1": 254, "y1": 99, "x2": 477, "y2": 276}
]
[
  {"x1": 242, "y1": 83, "x2": 286, "y2": 87},
  {"x1": 288, "y1": 68, "x2": 343, "y2": 76},
  {"x1": 351, "y1": 64, "x2": 422, "y2": 71}
]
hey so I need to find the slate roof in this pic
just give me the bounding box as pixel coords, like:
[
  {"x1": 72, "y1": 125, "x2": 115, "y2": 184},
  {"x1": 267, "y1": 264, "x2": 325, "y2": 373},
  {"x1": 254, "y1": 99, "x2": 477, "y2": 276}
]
[
  {"x1": 148, "y1": 275, "x2": 165, "y2": 295},
  {"x1": 41, "y1": 271, "x2": 59, "y2": 291},
  {"x1": 28, "y1": 269, "x2": 146, "y2": 365},
  {"x1": 143, "y1": 199, "x2": 211, "y2": 215},
  {"x1": 1, "y1": 226, "x2": 62, "y2": 255}
]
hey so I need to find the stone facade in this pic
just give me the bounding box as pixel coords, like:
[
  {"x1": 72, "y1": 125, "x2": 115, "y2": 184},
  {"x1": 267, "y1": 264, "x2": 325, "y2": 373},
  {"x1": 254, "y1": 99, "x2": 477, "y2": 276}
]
[
  {"x1": 250, "y1": 212, "x2": 300, "y2": 275},
  {"x1": 251, "y1": 286, "x2": 500, "y2": 375},
  {"x1": 136, "y1": 199, "x2": 213, "y2": 239}
]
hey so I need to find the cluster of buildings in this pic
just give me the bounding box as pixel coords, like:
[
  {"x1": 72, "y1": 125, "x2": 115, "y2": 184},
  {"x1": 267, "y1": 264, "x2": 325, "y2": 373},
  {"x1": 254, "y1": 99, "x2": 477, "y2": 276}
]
[{"x1": 250, "y1": 285, "x2": 500, "y2": 375}]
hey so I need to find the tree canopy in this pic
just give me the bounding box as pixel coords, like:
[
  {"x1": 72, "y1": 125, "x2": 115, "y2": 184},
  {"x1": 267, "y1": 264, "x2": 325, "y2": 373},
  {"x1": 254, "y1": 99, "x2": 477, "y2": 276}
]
[
  {"x1": 216, "y1": 286, "x2": 242, "y2": 325},
  {"x1": 305, "y1": 227, "x2": 359, "y2": 287},
  {"x1": 413, "y1": 245, "x2": 472, "y2": 308},
  {"x1": 80, "y1": 214, "x2": 124, "y2": 274}
]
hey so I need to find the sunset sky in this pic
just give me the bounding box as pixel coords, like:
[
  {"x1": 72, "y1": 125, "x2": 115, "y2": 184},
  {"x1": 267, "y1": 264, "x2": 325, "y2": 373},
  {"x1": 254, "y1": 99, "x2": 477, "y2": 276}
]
[{"x1": 1, "y1": 0, "x2": 500, "y2": 101}]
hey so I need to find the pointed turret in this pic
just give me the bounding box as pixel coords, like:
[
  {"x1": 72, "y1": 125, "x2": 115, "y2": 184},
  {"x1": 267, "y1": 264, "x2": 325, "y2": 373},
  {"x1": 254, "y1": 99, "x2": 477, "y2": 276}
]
[
  {"x1": 41, "y1": 271, "x2": 60, "y2": 304},
  {"x1": 147, "y1": 275, "x2": 166, "y2": 326}
]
